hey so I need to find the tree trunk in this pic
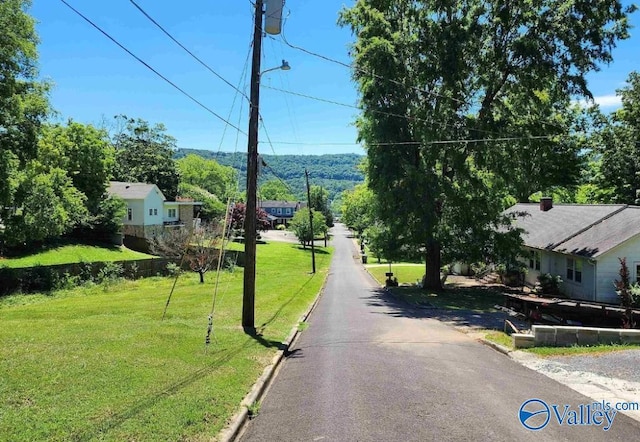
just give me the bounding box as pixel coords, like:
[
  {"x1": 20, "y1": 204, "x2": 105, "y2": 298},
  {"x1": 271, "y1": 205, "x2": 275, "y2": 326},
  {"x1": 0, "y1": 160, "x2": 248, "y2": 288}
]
[
  {"x1": 422, "y1": 241, "x2": 442, "y2": 290},
  {"x1": 199, "y1": 271, "x2": 205, "y2": 284}
]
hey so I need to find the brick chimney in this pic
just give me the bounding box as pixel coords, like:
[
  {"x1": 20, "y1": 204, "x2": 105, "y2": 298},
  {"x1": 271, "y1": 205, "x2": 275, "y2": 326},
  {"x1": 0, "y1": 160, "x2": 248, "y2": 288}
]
[{"x1": 540, "y1": 197, "x2": 553, "y2": 212}]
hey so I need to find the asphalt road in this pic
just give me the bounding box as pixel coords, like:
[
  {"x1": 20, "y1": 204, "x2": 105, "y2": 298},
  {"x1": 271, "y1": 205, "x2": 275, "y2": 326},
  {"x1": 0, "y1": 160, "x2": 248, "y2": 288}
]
[{"x1": 240, "y1": 224, "x2": 640, "y2": 441}]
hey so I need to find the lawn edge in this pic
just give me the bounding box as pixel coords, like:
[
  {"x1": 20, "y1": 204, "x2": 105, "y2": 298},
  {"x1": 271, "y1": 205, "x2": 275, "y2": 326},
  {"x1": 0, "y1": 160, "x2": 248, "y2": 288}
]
[
  {"x1": 217, "y1": 272, "x2": 330, "y2": 442},
  {"x1": 478, "y1": 337, "x2": 512, "y2": 355}
]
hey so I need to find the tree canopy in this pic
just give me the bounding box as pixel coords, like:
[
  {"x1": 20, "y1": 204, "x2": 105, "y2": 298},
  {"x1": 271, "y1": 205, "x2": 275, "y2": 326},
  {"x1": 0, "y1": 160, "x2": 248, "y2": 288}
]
[
  {"x1": 596, "y1": 71, "x2": 640, "y2": 205},
  {"x1": 260, "y1": 179, "x2": 296, "y2": 201},
  {"x1": 0, "y1": 0, "x2": 50, "y2": 213},
  {"x1": 339, "y1": 0, "x2": 634, "y2": 288},
  {"x1": 113, "y1": 116, "x2": 180, "y2": 200}
]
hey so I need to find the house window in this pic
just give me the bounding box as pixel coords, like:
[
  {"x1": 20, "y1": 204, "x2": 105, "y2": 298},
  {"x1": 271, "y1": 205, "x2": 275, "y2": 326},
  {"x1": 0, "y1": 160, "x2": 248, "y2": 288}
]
[
  {"x1": 153, "y1": 208, "x2": 157, "y2": 216},
  {"x1": 286, "y1": 208, "x2": 292, "y2": 214},
  {"x1": 528, "y1": 250, "x2": 541, "y2": 271},
  {"x1": 149, "y1": 209, "x2": 153, "y2": 216},
  {"x1": 127, "y1": 208, "x2": 132, "y2": 221},
  {"x1": 636, "y1": 264, "x2": 640, "y2": 284},
  {"x1": 277, "y1": 208, "x2": 282, "y2": 214},
  {"x1": 168, "y1": 208, "x2": 176, "y2": 218},
  {"x1": 566, "y1": 258, "x2": 582, "y2": 283}
]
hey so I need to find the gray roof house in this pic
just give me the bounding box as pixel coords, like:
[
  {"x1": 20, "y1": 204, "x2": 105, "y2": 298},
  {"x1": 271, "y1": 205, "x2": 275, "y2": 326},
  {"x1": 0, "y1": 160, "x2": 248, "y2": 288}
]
[
  {"x1": 107, "y1": 181, "x2": 202, "y2": 239},
  {"x1": 258, "y1": 200, "x2": 305, "y2": 226},
  {"x1": 506, "y1": 197, "x2": 640, "y2": 303}
]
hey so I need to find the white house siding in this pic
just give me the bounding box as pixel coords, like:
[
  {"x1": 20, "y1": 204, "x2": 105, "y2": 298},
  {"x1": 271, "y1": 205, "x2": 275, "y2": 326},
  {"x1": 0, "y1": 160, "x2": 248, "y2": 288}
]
[
  {"x1": 143, "y1": 190, "x2": 165, "y2": 226},
  {"x1": 164, "y1": 203, "x2": 180, "y2": 223},
  {"x1": 527, "y1": 250, "x2": 596, "y2": 301},
  {"x1": 124, "y1": 200, "x2": 145, "y2": 226},
  {"x1": 594, "y1": 233, "x2": 640, "y2": 304}
]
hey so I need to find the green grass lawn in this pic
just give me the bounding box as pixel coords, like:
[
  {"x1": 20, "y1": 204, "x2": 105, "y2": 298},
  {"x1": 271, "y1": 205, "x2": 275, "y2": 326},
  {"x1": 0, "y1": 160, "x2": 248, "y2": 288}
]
[
  {"x1": 0, "y1": 241, "x2": 332, "y2": 441},
  {"x1": 0, "y1": 243, "x2": 153, "y2": 268},
  {"x1": 365, "y1": 263, "x2": 424, "y2": 285},
  {"x1": 367, "y1": 264, "x2": 502, "y2": 313}
]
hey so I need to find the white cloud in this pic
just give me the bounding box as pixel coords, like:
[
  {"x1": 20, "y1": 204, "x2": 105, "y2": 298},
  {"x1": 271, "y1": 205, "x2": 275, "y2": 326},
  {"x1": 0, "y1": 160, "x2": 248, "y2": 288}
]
[
  {"x1": 574, "y1": 94, "x2": 622, "y2": 110},
  {"x1": 592, "y1": 94, "x2": 622, "y2": 108}
]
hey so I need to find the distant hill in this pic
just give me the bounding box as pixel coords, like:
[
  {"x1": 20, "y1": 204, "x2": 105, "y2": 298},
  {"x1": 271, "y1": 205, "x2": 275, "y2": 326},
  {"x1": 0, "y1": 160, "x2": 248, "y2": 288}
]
[{"x1": 175, "y1": 149, "x2": 365, "y2": 201}]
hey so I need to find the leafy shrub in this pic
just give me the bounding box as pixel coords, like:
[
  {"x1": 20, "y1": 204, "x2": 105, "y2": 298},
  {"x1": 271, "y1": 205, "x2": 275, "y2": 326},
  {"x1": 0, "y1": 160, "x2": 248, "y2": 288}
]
[
  {"x1": 166, "y1": 262, "x2": 181, "y2": 277},
  {"x1": 537, "y1": 273, "x2": 562, "y2": 295},
  {"x1": 276, "y1": 224, "x2": 286, "y2": 230},
  {"x1": 96, "y1": 262, "x2": 123, "y2": 284}
]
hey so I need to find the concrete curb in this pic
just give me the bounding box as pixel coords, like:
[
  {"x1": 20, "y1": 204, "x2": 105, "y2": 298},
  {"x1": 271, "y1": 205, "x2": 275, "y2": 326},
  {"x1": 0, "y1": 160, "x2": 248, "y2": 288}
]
[
  {"x1": 217, "y1": 273, "x2": 330, "y2": 442},
  {"x1": 478, "y1": 337, "x2": 512, "y2": 355}
]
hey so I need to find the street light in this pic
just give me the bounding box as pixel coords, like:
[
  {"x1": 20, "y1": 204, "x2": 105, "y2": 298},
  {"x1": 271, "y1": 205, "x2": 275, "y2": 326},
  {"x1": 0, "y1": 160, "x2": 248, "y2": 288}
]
[
  {"x1": 242, "y1": 20, "x2": 292, "y2": 331},
  {"x1": 261, "y1": 60, "x2": 291, "y2": 76}
]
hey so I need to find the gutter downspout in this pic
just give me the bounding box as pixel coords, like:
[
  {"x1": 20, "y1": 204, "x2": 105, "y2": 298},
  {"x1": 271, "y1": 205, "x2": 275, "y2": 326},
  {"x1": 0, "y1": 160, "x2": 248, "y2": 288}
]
[{"x1": 589, "y1": 258, "x2": 597, "y2": 302}]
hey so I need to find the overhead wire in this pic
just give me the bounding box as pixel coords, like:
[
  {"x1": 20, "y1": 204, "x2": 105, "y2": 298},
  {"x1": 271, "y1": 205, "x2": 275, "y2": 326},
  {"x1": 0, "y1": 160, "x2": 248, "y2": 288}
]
[
  {"x1": 278, "y1": 18, "x2": 468, "y2": 106},
  {"x1": 129, "y1": 0, "x2": 250, "y2": 101},
  {"x1": 59, "y1": 0, "x2": 246, "y2": 135},
  {"x1": 267, "y1": 135, "x2": 559, "y2": 147}
]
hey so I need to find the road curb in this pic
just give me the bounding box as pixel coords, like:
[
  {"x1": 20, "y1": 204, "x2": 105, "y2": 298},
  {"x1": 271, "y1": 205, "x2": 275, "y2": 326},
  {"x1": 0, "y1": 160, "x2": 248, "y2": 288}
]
[
  {"x1": 479, "y1": 337, "x2": 512, "y2": 355},
  {"x1": 217, "y1": 273, "x2": 330, "y2": 442}
]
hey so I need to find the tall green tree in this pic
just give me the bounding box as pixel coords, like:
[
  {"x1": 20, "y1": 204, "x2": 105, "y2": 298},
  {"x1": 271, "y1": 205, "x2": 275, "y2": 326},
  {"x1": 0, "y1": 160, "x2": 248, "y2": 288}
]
[
  {"x1": 38, "y1": 121, "x2": 114, "y2": 213},
  {"x1": 309, "y1": 186, "x2": 334, "y2": 227},
  {"x1": 4, "y1": 166, "x2": 87, "y2": 245},
  {"x1": 112, "y1": 116, "x2": 180, "y2": 200},
  {"x1": 290, "y1": 208, "x2": 328, "y2": 249},
  {"x1": 177, "y1": 154, "x2": 236, "y2": 201},
  {"x1": 340, "y1": 0, "x2": 634, "y2": 289},
  {"x1": 341, "y1": 184, "x2": 375, "y2": 236},
  {"x1": 597, "y1": 72, "x2": 640, "y2": 205},
  {"x1": 0, "y1": 0, "x2": 50, "y2": 214}
]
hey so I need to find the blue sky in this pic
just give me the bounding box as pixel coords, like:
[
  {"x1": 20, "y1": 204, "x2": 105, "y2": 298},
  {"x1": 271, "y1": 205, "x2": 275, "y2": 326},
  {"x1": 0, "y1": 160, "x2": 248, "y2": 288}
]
[{"x1": 31, "y1": 1, "x2": 638, "y2": 156}]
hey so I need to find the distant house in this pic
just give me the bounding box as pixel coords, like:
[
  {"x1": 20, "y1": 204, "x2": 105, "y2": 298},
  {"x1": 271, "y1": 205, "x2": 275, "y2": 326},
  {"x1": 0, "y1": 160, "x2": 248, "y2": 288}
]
[
  {"x1": 506, "y1": 197, "x2": 640, "y2": 304},
  {"x1": 107, "y1": 181, "x2": 202, "y2": 243},
  {"x1": 258, "y1": 200, "x2": 305, "y2": 227}
]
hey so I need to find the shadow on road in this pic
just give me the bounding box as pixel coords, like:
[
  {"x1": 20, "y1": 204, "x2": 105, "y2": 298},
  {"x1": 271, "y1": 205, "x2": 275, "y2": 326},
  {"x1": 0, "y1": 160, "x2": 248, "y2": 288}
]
[{"x1": 363, "y1": 287, "x2": 522, "y2": 331}]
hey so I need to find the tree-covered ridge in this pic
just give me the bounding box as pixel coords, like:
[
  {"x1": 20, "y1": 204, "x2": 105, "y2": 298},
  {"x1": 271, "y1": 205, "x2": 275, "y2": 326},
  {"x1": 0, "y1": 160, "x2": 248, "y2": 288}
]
[{"x1": 174, "y1": 149, "x2": 365, "y2": 200}]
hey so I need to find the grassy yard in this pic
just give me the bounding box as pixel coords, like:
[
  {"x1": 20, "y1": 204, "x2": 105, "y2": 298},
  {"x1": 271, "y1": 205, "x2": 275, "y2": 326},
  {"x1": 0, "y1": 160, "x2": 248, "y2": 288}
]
[
  {"x1": 0, "y1": 241, "x2": 332, "y2": 441},
  {"x1": 0, "y1": 242, "x2": 153, "y2": 268},
  {"x1": 367, "y1": 264, "x2": 502, "y2": 313}
]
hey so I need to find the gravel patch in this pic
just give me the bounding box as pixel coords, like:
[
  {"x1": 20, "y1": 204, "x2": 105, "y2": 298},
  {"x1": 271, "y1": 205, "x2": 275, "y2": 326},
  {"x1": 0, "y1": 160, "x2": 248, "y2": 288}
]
[{"x1": 545, "y1": 349, "x2": 640, "y2": 384}]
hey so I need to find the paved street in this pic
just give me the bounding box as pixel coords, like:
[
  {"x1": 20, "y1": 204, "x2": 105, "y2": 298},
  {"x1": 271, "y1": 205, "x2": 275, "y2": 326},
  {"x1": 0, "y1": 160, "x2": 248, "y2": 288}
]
[{"x1": 240, "y1": 224, "x2": 640, "y2": 441}]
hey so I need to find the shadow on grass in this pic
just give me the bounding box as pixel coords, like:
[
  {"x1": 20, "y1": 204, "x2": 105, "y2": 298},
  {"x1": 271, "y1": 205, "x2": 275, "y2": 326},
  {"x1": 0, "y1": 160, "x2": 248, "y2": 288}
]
[
  {"x1": 69, "y1": 339, "x2": 253, "y2": 441},
  {"x1": 294, "y1": 245, "x2": 330, "y2": 255},
  {"x1": 244, "y1": 327, "x2": 288, "y2": 350}
]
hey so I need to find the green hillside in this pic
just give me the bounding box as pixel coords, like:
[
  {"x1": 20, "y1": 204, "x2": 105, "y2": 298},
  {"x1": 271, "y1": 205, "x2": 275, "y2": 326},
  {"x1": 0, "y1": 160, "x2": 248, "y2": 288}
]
[{"x1": 175, "y1": 149, "x2": 365, "y2": 201}]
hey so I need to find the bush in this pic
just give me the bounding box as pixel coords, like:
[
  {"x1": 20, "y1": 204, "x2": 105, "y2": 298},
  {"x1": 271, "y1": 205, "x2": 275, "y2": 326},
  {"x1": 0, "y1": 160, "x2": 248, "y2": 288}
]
[
  {"x1": 537, "y1": 273, "x2": 562, "y2": 295},
  {"x1": 276, "y1": 224, "x2": 286, "y2": 231},
  {"x1": 166, "y1": 262, "x2": 181, "y2": 277},
  {"x1": 96, "y1": 262, "x2": 123, "y2": 284}
]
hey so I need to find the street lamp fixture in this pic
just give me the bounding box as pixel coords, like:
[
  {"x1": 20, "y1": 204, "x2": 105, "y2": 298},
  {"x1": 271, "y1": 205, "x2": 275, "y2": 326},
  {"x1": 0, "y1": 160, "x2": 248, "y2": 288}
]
[{"x1": 260, "y1": 59, "x2": 291, "y2": 77}]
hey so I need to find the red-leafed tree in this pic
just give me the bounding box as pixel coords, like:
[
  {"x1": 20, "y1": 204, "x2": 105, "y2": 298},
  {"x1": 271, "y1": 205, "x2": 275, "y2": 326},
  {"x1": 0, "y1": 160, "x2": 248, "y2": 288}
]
[{"x1": 229, "y1": 203, "x2": 270, "y2": 232}]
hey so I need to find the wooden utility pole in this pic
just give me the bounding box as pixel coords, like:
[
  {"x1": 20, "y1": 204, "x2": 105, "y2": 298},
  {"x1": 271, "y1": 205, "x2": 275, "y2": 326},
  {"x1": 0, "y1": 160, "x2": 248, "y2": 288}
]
[
  {"x1": 243, "y1": 0, "x2": 263, "y2": 330},
  {"x1": 305, "y1": 168, "x2": 316, "y2": 273}
]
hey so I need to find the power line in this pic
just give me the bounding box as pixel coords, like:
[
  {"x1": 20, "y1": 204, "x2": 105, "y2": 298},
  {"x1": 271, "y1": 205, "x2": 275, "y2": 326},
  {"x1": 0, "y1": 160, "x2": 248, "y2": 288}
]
[
  {"x1": 261, "y1": 86, "x2": 508, "y2": 139},
  {"x1": 59, "y1": 0, "x2": 246, "y2": 135},
  {"x1": 129, "y1": 0, "x2": 250, "y2": 102},
  {"x1": 278, "y1": 20, "x2": 467, "y2": 106},
  {"x1": 268, "y1": 135, "x2": 559, "y2": 147}
]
